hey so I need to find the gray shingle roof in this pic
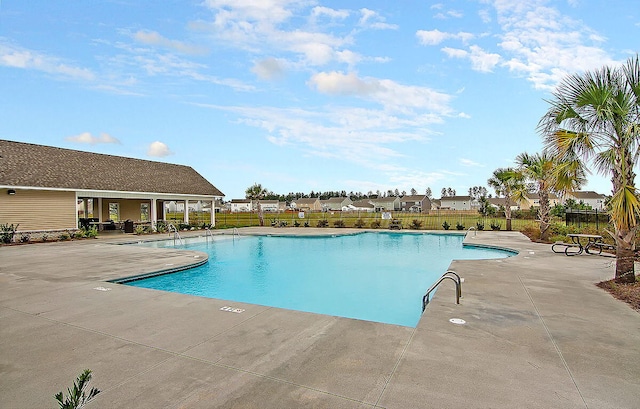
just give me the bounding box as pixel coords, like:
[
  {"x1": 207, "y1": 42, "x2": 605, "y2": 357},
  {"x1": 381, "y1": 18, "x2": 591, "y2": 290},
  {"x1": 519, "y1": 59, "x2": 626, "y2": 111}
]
[{"x1": 0, "y1": 140, "x2": 224, "y2": 196}]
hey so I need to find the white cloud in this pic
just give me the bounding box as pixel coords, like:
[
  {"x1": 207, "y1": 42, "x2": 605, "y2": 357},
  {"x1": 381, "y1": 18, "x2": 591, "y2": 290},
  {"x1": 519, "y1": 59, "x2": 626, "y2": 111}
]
[
  {"x1": 0, "y1": 42, "x2": 95, "y2": 81},
  {"x1": 109, "y1": 41, "x2": 255, "y2": 92},
  {"x1": 193, "y1": 102, "x2": 447, "y2": 172},
  {"x1": 133, "y1": 30, "x2": 208, "y2": 55},
  {"x1": 440, "y1": 45, "x2": 500, "y2": 72},
  {"x1": 308, "y1": 71, "x2": 453, "y2": 115},
  {"x1": 196, "y1": 1, "x2": 392, "y2": 70},
  {"x1": 358, "y1": 8, "x2": 398, "y2": 30},
  {"x1": 416, "y1": 29, "x2": 449, "y2": 45},
  {"x1": 468, "y1": 45, "x2": 501, "y2": 72},
  {"x1": 311, "y1": 6, "x2": 349, "y2": 21},
  {"x1": 416, "y1": 29, "x2": 474, "y2": 45},
  {"x1": 441, "y1": 47, "x2": 468, "y2": 59},
  {"x1": 147, "y1": 141, "x2": 173, "y2": 157},
  {"x1": 66, "y1": 132, "x2": 121, "y2": 145},
  {"x1": 434, "y1": 10, "x2": 463, "y2": 19},
  {"x1": 459, "y1": 158, "x2": 483, "y2": 167},
  {"x1": 251, "y1": 57, "x2": 287, "y2": 80},
  {"x1": 489, "y1": 0, "x2": 618, "y2": 90}
]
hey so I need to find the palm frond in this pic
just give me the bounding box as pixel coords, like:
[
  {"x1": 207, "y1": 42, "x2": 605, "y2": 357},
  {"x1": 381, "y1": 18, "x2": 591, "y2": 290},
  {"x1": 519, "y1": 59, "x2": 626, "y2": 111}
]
[{"x1": 609, "y1": 185, "x2": 640, "y2": 230}]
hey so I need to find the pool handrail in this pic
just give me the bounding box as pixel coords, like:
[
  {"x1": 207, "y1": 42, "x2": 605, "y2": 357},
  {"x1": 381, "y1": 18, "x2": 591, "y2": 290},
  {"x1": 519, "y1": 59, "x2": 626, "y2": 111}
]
[
  {"x1": 167, "y1": 223, "x2": 184, "y2": 246},
  {"x1": 467, "y1": 226, "x2": 477, "y2": 237},
  {"x1": 422, "y1": 270, "x2": 462, "y2": 312}
]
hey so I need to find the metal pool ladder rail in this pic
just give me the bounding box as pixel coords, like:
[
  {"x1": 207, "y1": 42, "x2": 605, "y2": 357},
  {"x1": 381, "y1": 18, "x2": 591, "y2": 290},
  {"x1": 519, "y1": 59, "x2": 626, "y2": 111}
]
[
  {"x1": 167, "y1": 223, "x2": 184, "y2": 246},
  {"x1": 422, "y1": 270, "x2": 463, "y2": 312}
]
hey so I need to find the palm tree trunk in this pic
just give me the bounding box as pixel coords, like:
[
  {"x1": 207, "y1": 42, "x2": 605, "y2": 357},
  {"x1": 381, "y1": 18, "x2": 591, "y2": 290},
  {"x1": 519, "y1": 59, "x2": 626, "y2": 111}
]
[
  {"x1": 504, "y1": 199, "x2": 512, "y2": 231},
  {"x1": 539, "y1": 191, "x2": 551, "y2": 241},
  {"x1": 614, "y1": 229, "x2": 637, "y2": 284},
  {"x1": 615, "y1": 242, "x2": 636, "y2": 284},
  {"x1": 257, "y1": 200, "x2": 264, "y2": 226}
]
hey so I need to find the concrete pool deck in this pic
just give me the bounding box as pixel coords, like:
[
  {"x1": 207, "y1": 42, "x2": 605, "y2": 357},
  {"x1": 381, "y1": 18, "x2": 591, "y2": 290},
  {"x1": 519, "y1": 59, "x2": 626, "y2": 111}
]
[{"x1": 1, "y1": 229, "x2": 639, "y2": 408}]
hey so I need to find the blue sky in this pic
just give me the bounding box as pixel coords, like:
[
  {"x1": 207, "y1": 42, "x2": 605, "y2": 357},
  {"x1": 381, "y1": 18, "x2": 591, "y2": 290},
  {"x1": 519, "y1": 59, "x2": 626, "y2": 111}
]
[{"x1": 1, "y1": 1, "x2": 638, "y2": 200}]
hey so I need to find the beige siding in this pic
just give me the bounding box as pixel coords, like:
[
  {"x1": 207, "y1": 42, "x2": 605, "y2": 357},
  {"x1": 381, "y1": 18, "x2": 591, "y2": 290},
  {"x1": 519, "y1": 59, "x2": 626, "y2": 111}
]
[
  {"x1": 101, "y1": 199, "x2": 151, "y2": 222},
  {"x1": 0, "y1": 189, "x2": 76, "y2": 231}
]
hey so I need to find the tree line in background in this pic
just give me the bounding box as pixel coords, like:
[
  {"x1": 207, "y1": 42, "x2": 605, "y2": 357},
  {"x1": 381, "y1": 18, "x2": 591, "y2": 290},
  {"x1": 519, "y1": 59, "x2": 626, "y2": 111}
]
[
  {"x1": 241, "y1": 187, "x2": 444, "y2": 202},
  {"x1": 239, "y1": 186, "x2": 493, "y2": 202}
]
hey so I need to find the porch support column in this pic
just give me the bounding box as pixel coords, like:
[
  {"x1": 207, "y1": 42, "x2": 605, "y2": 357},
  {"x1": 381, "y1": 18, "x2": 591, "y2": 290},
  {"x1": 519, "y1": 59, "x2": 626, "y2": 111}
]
[
  {"x1": 211, "y1": 199, "x2": 215, "y2": 227},
  {"x1": 184, "y1": 200, "x2": 189, "y2": 225},
  {"x1": 151, "y1": 198, "x2": 157, "y2": 231},
  {"x1": 97, "y1": 198, "x2": 103, "y2": 222}
]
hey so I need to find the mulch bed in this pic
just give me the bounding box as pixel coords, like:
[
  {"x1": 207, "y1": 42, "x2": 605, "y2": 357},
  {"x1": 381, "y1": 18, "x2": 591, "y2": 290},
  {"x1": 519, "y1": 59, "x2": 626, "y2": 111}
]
[{"x1": 596, "y1": 279, "x2": 640, "y2": 311}]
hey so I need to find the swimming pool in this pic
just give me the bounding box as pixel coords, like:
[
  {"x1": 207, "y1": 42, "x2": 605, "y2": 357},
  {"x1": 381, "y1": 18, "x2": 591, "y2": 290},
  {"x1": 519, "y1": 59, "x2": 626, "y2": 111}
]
[{"x1": 125, "y1": 232, "x2": 515, "y2": 327}]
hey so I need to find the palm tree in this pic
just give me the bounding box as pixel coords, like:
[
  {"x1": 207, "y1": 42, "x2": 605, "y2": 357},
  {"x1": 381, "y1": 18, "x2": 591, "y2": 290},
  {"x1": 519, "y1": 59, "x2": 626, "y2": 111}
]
[
  {"x1": 539, "y1": 55, "x2": 640, "y2": 283},
  {"x1": 245, "y1": 183, "x2": 268, "y2": 227},
  {"x1": 487, "y1": 167, "x2": 525, "y2": 231},
  {"x1": 515, "y1": 152, "x2": 586, "y2": 242}
]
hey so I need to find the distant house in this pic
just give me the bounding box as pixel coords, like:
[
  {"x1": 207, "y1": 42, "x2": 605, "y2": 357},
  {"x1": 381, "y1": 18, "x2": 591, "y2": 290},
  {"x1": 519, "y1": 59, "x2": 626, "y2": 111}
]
[
  {"x1": 369, "y1": 197, "x2": 400, "y2": 212},
  {"x1": 487, "y1": 197, "x2": 520, "y2": 211},
  {"x1": 399, "y1": 195, "x2": 431, "y2": 213},
  {"x1": 294, "y1": 198, "x2": 322, "y2": 211},
  {"x1": 566, "y1": 191, "x2": 607, "y2": 210},
  {"x1": 320, "y1": 197, "x2": 353, "y2": 211},
  {"x1": 520, "y1": 193, "x2": 561, "y2": 210},
  {"x1": 0, "y1": 140, "x2": 224, "y2": 232},
  {"x1": 259, "y1": 200, "x2": 286, "y2": 212},
  {"x1": 430, "y1": 199, "x2": 441, "y2": 210},
  {"x1": 349, "y1": 200, "x2": 375, "y2": 212},
  {"x1": 439, "y1": 196, "x2": 477, "y2": 211},
  {"x1": 229, "y1": 199, "x2": 252, "y2": 213}
]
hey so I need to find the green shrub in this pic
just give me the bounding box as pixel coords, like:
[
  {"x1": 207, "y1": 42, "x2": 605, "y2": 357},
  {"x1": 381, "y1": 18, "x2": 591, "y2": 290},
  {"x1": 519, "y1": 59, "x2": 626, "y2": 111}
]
[
  {"x1": 304, "y1": 221, "x2": 310, "y2": 227},
  {"x1": 490, "y1": 221, "x2": 501, "y2": 231},
  {"x1": 73, "y1": 230, "x2": 85, "y2": 239},
  {"x1": 442, "y1": 221, "x2": 450, "y2": 230},
  {"x1": 293, "y1": 220, "x2": 301, "y2": 227},
  {"x1": 134, "y1": 225, "x2": 147, "y2": 235},
  {"x1": 19, "y1": 233, "x2": 30, "y2": 243},
  {"x1": 370, "y1": 220, "x2": 381, "y2": 229},
  {"x1": 0, "y1": 223, "x2": 19, "y2": 244},
  {"x1": 59, "y1": 232, "x2": 71, "y2": 241},
  {"x1": 54, "y1": 369, "x2": 100, "y2": 409},
  {"x1": 354, "y1": 218, "x2": 366, "y2": 228},
  {"x1": 82, "y1": 226, "x2": 99, "y2": 238},
  {"x1": 520, "y1": 223, "x2": 540, "y2": 241},
  {"x1": 156, "y1": 221, "x2": 167, "y2": 233},
  {"x1": 456, "y1": 222, "x2": 465, "y2": 230},
  {"x1": 410, "y1": 219, "x2": 423, "y2": 230},
  {"x1": 333, "y1": 220, "x2": 345, "y2": 228},
  {"x1": 41, "y1": 233, "x2": 49, "y2": 242},
  {"x1": 316, "y1": 219, "x2": 329, "y2": 227},
  {"x1": 476, "y1": 221, "x2": 485, "y2": 231}
]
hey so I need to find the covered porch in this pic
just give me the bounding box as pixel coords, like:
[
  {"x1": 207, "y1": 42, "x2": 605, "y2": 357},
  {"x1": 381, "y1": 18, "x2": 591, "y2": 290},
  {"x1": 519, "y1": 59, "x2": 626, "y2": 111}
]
[{"x1": 76, "y1": 191, "x2": 217, "y2": 232}]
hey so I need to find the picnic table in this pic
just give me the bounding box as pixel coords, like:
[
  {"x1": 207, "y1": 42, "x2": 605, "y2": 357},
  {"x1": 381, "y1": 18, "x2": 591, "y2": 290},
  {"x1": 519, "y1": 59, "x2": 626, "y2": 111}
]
[
  {"x1": 389, "y1": 219, "x2": 402, "y2": 230},
  {"x1": 552, "y1": 234, "x2": 612, "y2": 256}
]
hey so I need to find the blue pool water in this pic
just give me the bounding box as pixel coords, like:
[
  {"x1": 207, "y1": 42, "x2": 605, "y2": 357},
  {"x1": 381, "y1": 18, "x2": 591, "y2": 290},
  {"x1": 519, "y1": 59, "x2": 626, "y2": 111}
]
[{"x1": 126, "y1": 232, "x2": 514, "y2": 327}]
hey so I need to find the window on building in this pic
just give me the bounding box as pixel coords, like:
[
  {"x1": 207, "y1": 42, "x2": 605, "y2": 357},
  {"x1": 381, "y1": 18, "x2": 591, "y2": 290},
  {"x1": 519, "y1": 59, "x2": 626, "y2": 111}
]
[
  {"x1": 140, "y1": 203, "x2": 150, "y2": 222},
  {"x1": 108, "y1": 203, "x2": 120, "y2": 221}
]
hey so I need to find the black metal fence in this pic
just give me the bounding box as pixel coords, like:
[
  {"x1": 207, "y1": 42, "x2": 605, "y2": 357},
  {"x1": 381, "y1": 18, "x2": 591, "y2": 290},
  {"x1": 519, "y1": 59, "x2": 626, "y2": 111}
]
[{"x1": 565, "y1": 209, "x2": 609, "y2": 229}]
